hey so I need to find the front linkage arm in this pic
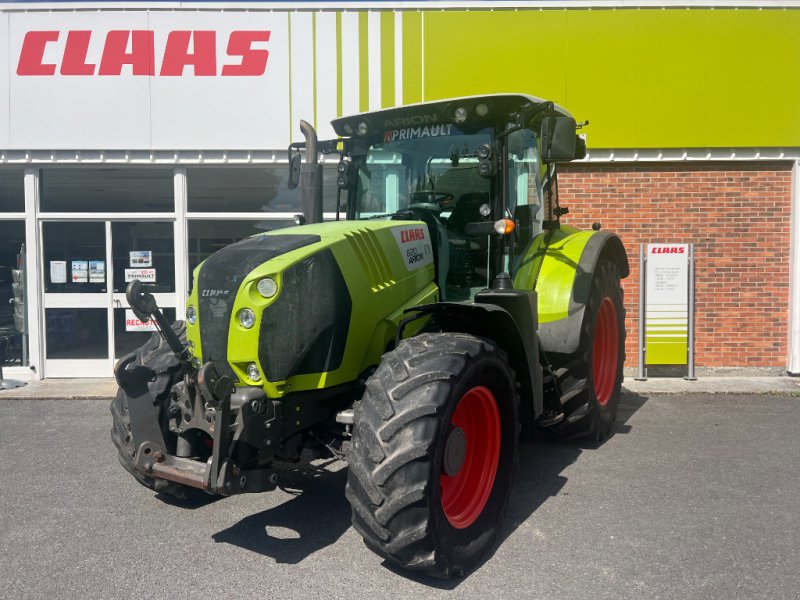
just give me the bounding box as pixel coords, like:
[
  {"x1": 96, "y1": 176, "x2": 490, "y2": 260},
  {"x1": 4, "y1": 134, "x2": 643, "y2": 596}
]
[{"x1": 115, "y1": 280, "x2": 278, "y2": 496}]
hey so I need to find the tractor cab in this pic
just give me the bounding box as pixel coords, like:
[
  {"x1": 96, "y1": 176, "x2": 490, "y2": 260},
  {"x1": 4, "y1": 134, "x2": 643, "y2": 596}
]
[{"x1": 325, "y1": 94, "x2": 585, "y2": 300}]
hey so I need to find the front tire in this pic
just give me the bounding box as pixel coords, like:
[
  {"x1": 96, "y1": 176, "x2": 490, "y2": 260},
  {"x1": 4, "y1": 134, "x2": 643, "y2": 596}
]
[
  {"x1": 346, "y1": 333, "x2": 518, "y2": 578},
  {"x1": 110, "y1": 320, "x2": 193, "y2": 499}
]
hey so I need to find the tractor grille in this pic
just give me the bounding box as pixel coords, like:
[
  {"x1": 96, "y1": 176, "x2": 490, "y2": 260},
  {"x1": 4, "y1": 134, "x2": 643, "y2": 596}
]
[
  {"x1": 259, "y1": 249, "x2": 352, "y2": 382},
  {"x1": 196, "y1": 233, "x2": 320, "y2": 378},
  {"x1": 344, "y1": 228, "x2": 395, "y2": 291}
]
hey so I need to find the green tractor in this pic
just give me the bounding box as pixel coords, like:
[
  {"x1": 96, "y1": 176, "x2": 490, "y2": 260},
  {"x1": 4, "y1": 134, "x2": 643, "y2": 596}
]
[{"x1": 112, "y1": 94, "x2": 628, "y2": 578}]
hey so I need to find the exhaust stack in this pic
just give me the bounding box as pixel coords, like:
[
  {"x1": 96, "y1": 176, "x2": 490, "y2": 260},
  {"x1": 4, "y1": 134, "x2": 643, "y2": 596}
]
[{"x1": 299, "y1": 120, "x2": 324, "y2": 224}]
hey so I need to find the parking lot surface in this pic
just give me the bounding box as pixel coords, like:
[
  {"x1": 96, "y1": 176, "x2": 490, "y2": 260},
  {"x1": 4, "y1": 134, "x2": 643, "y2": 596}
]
[{"x1": 1, "y1": 392, "x2": 799, "y2": 599}]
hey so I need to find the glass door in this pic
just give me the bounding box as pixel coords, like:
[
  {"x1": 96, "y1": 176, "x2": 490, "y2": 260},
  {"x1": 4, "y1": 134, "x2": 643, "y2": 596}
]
[
  {"x1": 42, "y1": 220, "x2": 176, "y2": 377},
  {"x1": 42, "y1": 221, "x2": 110, "y2": 377}
]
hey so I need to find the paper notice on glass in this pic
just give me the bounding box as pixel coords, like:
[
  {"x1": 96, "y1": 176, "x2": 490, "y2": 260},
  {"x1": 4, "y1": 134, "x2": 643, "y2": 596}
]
[
  {"x1": 130, "y1": 250, "x2": 153, "y2": 267},
  {"x1": 125, "y1": 268, "x2": 156, "y2": 283},
  {"x1": 50, "y1": 261, "x2": 67, "y2": 284},
  {"x1": 71, "y1": 261, "x2": 89, "y2": 283},
  {"x1": 89, "y1": 260, "x2": 105, "y2": 283},
  {"x1": 125, "y1": 309, "x2": 158, "y2": 332}
]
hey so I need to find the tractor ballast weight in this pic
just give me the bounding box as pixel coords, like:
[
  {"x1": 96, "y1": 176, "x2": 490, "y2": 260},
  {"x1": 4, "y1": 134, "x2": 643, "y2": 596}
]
[{"x1": 112, "y1": 93, "x2": 628, "y2": 578}]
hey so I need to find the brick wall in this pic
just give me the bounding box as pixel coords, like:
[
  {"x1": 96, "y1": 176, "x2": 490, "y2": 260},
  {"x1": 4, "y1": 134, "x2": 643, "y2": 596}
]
[{"x1": 558, "y1": 162, "x2": 793, "y2": 368}]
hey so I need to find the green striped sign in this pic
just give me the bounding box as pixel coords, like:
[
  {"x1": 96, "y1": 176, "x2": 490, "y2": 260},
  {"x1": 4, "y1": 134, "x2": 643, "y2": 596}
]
[{"x1": 645, "y1": 244, "x2": 690, "y2": 365}]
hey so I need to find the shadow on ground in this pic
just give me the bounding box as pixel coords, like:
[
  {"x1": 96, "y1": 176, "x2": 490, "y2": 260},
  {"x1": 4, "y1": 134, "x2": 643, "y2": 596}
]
[
  {"x1": 212, "y1": 459, "x2": 350, "y2": 564},
  {"x1": 211, "y1": 392, "x2": 649, "y2": 585}
]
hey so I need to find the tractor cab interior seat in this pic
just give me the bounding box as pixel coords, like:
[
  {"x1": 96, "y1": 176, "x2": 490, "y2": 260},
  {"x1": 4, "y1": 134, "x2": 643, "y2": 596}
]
[{"x1": 445, "y1": 192, "x2": 490, "y2": 237}]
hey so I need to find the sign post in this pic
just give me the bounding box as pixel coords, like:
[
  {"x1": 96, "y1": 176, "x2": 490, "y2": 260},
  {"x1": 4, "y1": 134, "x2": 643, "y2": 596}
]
[{"x1": 636, "y1": 242, "x2": 696, "y2": 380}]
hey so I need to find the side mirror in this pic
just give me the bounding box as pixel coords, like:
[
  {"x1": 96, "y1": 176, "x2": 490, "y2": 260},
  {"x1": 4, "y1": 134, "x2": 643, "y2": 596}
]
[
  {"x1": 541, "y1": 116, "x2": 577, "y2": 162},
  {"x1": 288, "y1": 152, "x2": 302, "y2": 190}
]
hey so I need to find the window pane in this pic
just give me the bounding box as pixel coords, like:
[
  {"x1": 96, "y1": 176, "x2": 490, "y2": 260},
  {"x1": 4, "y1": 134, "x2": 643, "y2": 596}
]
[
  {"x1": 40, "y1": 168, "x2": 174, "y2": 213},
  {"x1": 114, "y1": 307, "x2": 175, "y2": 359},
  {"x1": 0, "y1": 221, "x2": 27, "y2": 366},
  {"x1": 187, "y1": 165, "x2": 339, "y2": 213},
  {"x1": 43, "y1": 221, "x2": 106, "y2": 293},
  {"x1": 0, "y1": 169, "x2": 25, "y2": 212},
  {"x1": 187, "y1": 219, "x2": 293, "y2": 285},
  {"x1": 112, "y1": 222, "x2": 175, "y2": 294},
  {"x1": 46, "y1": 308, "x2": 107, "y2": 359}
]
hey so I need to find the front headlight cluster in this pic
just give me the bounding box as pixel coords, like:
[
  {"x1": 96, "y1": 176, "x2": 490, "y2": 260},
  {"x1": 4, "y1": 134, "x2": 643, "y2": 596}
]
[{"x1": 257, "y1": 277, "x2": 278, "y2": 298}]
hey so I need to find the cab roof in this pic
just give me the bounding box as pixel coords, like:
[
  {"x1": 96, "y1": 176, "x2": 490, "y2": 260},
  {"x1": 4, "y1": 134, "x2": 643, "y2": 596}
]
[{"x1": 331, "y1": 93, "x2": 573, "y2": 138}]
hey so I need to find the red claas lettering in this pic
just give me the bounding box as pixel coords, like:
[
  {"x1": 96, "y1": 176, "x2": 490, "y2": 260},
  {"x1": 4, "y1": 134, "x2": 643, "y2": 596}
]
[
  {"x1": 651, "y1": 246, "x2": 686, "y2": 254},
  {"x1": 17, "y1": 29, "x2": 271, "y2": 76},
  {"x1": 400, "y1": 228, "x2": 426, "y2": 243}
]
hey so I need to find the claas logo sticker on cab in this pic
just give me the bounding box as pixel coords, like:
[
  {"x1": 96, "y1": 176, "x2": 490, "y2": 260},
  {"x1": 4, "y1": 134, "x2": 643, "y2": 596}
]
[{"x1": 392, "y1": 226, "x2": 433, "y2": 271}]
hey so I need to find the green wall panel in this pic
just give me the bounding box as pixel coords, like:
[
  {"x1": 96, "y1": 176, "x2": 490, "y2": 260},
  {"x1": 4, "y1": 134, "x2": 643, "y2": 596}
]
[
  {"x1": 424, "y1": 10, "x2": 568, "y2": 106},
  {"x1": 419, "y1": 8, "x2": 800, "y2": 149}
]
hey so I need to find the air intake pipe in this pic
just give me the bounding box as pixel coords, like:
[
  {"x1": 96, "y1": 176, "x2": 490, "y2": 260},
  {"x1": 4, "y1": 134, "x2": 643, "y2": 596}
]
[{"x1": 299, "y1": 120, "x2": 324, "y2": 224}]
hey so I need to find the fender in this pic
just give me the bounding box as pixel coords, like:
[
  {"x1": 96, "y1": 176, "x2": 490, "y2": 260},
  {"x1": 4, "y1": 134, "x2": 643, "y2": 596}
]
[
  {"x1": 514, "y1": 227, "x2": 629, "y2": 356},
  {"x1": 405, "y1": 293, "x2": 544, "y2": 429}
]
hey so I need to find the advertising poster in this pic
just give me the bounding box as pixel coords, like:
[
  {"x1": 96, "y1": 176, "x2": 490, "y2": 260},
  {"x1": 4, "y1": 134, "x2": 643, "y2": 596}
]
[
  {"x1": 125, "y1": 309, "x2": 158, "y2": 332},
  {"x1": 71, "y1": 260, "x2": 89, "y2": 283},
  {"x1": 89, "y1": 260, "x2": 105, "y2": 283},
  {"x1": 125, "y1": 268, "x2": 156, "y2": 283},
  {"x1": 50, "y1": 260, "x2": 67, "y2": 284},
  {"x1": 130, "y1": 250, "x2": 153, "y2": 267}
]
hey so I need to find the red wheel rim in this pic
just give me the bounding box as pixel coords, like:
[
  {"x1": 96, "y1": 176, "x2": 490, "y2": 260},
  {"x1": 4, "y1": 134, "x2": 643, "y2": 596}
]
[
  {"x1": 592, "y1": 297, "x2": 620, "y2": 406},
  {"x1": 440, "y1": 386, "x2": 501, "y2": 529}
]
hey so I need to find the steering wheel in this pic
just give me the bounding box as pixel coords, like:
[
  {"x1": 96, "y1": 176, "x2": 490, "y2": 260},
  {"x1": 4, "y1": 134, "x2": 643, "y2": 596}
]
[{"x1": 410, "y1": 190, "x2": 456, "y2": 211}]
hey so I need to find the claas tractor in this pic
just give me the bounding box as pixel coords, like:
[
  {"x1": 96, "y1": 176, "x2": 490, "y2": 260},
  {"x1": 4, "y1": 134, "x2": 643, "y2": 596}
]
[{"x1": 112, "y1": 94, "x2": 628, "y2": 578}]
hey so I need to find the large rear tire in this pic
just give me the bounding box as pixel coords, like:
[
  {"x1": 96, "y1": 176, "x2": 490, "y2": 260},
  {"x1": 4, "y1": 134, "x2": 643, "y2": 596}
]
[
  {"x1": 346, "y1": 333, "x2": 518, "y2": 578},
  {"x1": 110, "y1": 320, "x2": 194, "y2": 499},
  {"x1": 551, "y1": 259, "x2": 625, "y2": 441}
]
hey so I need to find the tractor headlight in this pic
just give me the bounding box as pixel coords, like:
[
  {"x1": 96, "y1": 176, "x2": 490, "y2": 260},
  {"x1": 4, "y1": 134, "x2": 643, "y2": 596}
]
[
  {"x1": 247, "y1": 362, "x2": 261, "y2": 382},
  {"x1": 238, "y1": 308, "x2": 256, "y2": 329},
  {"x1": 357, "y1": 121, "x2": 369, "y2": 135},
  {"x1": 454, "y1": 107, "x2": 468, "y2": 123},
  {"x1": 257, "y1": 278, "x2": 278, "y2": 298},
  {"x1": 186, "y1": 305, "x2": 197, "y2": 325},
  {"x1": 475, "y1": 103, "x2": 489, "y2": 117}
]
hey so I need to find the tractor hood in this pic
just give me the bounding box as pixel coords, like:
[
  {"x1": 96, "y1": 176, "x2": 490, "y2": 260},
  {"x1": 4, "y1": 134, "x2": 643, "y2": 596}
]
[
  {"x1": 185, "y1": 220, "x2": 438, "y2": 396},
  {"x1": 193, "y1": 233, "x2": 324, "y2": 380}
]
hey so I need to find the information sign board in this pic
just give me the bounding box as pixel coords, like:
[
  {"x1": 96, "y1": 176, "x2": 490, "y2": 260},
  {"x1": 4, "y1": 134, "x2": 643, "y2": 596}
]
[{"x1": 645, "y1": 244, "x2": 689, "y2": 365}]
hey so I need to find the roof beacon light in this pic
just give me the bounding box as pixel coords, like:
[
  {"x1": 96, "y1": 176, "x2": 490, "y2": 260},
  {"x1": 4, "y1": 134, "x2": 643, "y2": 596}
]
[{"x1": 454, "y1": 107, "x2": 468, "y2": 123}]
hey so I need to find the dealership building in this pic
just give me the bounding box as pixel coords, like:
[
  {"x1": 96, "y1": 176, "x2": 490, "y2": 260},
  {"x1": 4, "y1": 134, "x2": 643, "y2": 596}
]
[{"x1": 0, "y1": 0, "x2": 798, "y2": 379}]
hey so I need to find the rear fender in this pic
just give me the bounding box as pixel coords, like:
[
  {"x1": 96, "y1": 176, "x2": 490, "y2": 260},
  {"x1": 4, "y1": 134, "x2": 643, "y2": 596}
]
[
  {"x1": 521, "y1": 230, "x2": 628, "y2": 356},
  {"x1": 406, "y1": 294, "x2": 543, "y2": 428}
]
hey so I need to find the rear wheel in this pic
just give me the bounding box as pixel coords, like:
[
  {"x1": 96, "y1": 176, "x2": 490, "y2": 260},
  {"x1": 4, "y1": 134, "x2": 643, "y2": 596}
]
[
  {"x1": 551, "y1": 259, "x2": 625, "y2": 441},
  {"x1": 110, "y1": 320, "x2": 194, "y2": 499},
  {"x1": 346, "y1": 333, "x2": 518, "y2": 578}
]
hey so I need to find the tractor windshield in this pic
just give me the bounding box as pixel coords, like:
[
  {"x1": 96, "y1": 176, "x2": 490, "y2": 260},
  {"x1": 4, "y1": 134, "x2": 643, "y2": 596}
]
[{"x1": 352, "y1": 126, "x2": 493, "y2": 219}]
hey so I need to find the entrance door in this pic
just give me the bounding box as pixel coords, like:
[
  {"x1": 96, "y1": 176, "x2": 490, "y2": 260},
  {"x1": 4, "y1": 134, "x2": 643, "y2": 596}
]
[{"x1": 42, "y1": 220, "x2": 176, "y2": 377}]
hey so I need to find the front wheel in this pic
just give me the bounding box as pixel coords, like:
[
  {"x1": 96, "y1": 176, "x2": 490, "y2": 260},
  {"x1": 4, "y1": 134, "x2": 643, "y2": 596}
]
[{"x1": 346, "y1": 333, "x2": 519, "y2": 578}]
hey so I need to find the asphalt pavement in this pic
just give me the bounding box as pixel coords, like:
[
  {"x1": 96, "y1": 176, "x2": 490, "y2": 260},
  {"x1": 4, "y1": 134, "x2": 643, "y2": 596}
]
[{"x1": 1, "y1": 392, "x2": 799, "y2": 599}]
